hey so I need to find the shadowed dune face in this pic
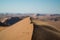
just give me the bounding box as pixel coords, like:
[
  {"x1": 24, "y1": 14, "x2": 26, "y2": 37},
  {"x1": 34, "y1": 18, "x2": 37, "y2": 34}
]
[
  {"x1": 0, "y1": 17, "x2": 22, "y2": 26},
  {"x1": 4, "y1": 17, "x2": 21, "y2": 26},
  {"x1": 32, "y1": 24, "x2": 60, "y2": 40},
  {"x1": 0, "y1": 22, "x2": 8, "y2": 26}
]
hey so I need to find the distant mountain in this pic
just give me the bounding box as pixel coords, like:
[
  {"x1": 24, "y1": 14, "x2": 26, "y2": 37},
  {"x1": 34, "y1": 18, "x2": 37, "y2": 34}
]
[
  {"x1": 50, "y1": 14, "x2": 60, "y2": 16},
  {"x1": 0, "y1": 17, "x2": 22, "y2": 26},
  {"x1": 4, "y1": 17, "x2": 21, "y2": 26},
  {"x1": 36, "y1": 14, "x2": 46, "y2": 16}
]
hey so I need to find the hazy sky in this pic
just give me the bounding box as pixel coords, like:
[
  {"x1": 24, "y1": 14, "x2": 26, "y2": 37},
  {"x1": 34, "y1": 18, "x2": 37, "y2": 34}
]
[{"x1": 0, "y1": 0, "x2": 60, "y2": 14}]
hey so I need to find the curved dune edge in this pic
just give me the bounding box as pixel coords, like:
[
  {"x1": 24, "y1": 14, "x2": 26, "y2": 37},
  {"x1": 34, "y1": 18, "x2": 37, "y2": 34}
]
[
  {"x1": 0, "y1": 17, "x2": 33, "y2": 40},
  {"x1": 0, "y1": 17, "x2": 60, "y2": 40},
  {"x1": 32, "y1": 24, "x2": 60, "y2": 40},
  {"x1": 32, "y1": 19, "x2": 60, "y2": 31}
]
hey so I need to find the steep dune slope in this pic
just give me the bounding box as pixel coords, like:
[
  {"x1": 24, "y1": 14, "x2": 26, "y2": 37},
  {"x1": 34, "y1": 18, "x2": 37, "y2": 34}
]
[
  {"x1": 0, "y1": 17, "x2": 60, "y2": 40},
  {"x1": 32, "y1": 20, "x2": 60, "y2": 40},
  {"x1": 0, "y1": 17, "x2": 33, "y2": 40}
]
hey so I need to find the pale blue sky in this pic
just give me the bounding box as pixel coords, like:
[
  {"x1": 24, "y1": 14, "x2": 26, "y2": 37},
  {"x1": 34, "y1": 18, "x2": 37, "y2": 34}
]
[{"x1": 0, "y1": 0, "x2": 60, "y2": 14}]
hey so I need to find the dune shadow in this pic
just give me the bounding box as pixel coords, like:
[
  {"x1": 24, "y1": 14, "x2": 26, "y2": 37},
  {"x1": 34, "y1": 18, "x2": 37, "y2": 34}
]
[
  {"x1": 31, "y1": 24, "x2": 60, "y2": 40},
  {"x1": 0, "y1": 17, "x2": 22, "y2": 27},
  {"x1": 0, "y1": 22, "x2": 8, "y2": 26}
]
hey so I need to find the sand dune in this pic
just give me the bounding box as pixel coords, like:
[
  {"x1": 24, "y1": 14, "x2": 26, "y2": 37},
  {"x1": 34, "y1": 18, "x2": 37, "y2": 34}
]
[
  {"x1": 46, "y1": 21, "x2": 60, "y2": 29},
  {"x1": 32, "y1": 19, "x2": 60, "y2": 40},
  {"x1": 32, "y1": 19, "x2": 60, "y2": 30},
  {"x1": 32, "y1": 24, "x2": 60, "y2": 40},
  {"x1": 0, "y1": 17, "x2": 60, "y2": 40},
  {"x1": 0, "y1": 17, "x2": 33, "y2": 40}
]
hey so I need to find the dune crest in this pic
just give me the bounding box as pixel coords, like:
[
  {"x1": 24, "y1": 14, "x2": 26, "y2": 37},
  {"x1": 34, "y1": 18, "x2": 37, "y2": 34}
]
[{"x1": 0, "y1": 17, "x2": 33, "y2": 40}]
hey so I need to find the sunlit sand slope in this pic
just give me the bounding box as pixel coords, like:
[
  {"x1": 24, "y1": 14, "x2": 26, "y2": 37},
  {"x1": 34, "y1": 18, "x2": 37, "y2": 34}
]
[
  {"x1": 32, "y1": 19, "x2": 60, "y2": 30},
  {"x1": 0, "y1": 17, "x2": 33, "y2": 40}
]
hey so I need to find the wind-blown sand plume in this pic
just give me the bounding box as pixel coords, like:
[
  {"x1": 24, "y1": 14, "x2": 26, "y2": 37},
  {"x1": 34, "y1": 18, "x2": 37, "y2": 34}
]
[{"x1": 0, "y1": 17, "x2": 33, "y2": 40}]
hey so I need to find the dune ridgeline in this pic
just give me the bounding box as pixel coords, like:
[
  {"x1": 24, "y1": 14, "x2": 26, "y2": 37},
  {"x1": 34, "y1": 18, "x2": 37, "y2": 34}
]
[
  {"x1": 0, "y1": 17, "x2": 33, "y2": 40},
  {"x1": 0, "y1": 17, "x2": 60, "y2": 40}
]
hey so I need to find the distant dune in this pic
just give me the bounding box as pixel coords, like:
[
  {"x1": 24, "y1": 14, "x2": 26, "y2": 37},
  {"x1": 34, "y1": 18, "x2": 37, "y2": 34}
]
[
  {"x1": 46, "y1": 21, "x2": 60, "y2": 29},
  {"x1": 32, "y1": 19, "x2": 60, "y2": 30}
]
